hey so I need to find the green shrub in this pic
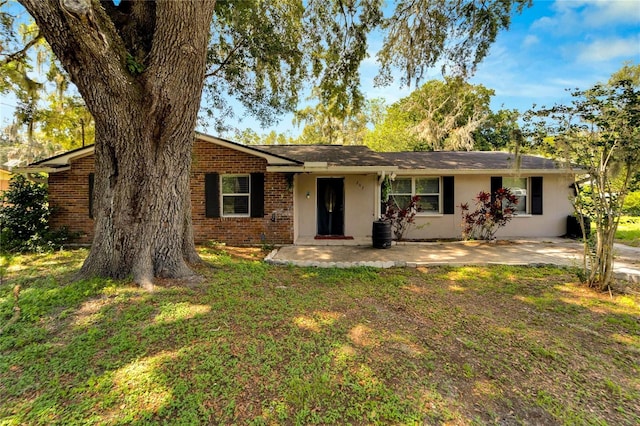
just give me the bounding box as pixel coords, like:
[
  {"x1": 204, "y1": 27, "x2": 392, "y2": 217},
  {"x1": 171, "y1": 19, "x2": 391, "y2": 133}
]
[
  {"x1": 622, "y1": 191, "x2": 640, "y2": 216},
  {"x1": 0, "y1": 174, "x2": 73, "y2": 253}
]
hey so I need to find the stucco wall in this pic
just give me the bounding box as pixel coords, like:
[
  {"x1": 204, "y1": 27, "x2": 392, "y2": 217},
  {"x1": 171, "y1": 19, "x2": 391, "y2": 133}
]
[
  {"x1": 0, "y1": 169, "x2": 11, "y2": 194},
  {"x1": 294, "y1": 172, "x2": 575, "y2": 241},
  {"x1": 294, "y1": 173, "x2": 378, "y2": 240},
  {"x1": 400, "y1": 173, "x2": 575, "y2": 240}
]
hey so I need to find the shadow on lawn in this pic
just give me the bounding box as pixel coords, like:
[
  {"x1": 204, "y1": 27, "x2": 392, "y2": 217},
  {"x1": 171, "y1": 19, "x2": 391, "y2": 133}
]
[{"x1": 1, "y1": 250, "x2": 639, "y2": 425}]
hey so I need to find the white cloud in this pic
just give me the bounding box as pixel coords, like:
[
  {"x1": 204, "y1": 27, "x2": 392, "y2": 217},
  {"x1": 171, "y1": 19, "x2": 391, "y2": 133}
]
[
  {"x1": 522, "y1": 35, "x2": 540, "y2": 48},
  {"x1": 576, "y1": 37, "x2": 640, "y2": 62},
  {"x1": 582, "y1": 0, "x2": 640, "y2": 27},
  {"x1": 532, "y1": 0, "x2": 640, "y2": 34},
  {"x1": 531, "y1": 16, "x2": 555, "y2": 30}
]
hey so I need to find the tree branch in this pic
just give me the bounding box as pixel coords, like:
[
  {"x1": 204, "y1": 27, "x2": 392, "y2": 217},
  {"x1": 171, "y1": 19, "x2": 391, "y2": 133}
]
[
  {"x1": 204, "y1": 38, "x2": 246, "y2": 79},
  {"x1": 0, "y1": 32, "x2": 43, "y2": 66},
  {"x1": 18, "y1": 0, "x2": 136, "y2": 112}
]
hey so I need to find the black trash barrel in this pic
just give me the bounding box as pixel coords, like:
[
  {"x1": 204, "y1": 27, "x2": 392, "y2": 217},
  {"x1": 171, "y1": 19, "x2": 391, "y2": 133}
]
[
  {"x1": 372, "y1": 220, "x2": 392, "y2": 249},
  {"x1": 567, "y1": 215, "x2": 591, "y2": 239}
]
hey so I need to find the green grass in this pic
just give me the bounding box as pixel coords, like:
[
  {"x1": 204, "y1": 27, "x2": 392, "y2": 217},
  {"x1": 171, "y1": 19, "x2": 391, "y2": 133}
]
[
  {"x1": 1, "y1": 248, "x2": 639, "y2": 425},
  {"x1": 615, "y1": 216, "x2": 640, "y2": 247}
]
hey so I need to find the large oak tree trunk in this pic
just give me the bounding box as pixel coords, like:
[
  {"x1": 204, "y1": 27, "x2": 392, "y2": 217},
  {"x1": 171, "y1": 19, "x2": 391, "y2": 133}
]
[
  {"x1": 81, "y1": 114, "x2": 198, "y2": 287},
  {"x1": 20, "y1": 0, "x2": 217, "y2": 286}
]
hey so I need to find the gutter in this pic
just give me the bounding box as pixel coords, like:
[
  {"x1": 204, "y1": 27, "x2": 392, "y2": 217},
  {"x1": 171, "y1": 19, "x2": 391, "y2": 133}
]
[
  {"x1": 392, "y1": 168, "x2": 576, "y2": 175},
  {"x1": 267, "y1": 164, "x2": 398, "y2": 173},
  {"x1": 13, "y1": 165, "x2": 70, "y2": 174}
]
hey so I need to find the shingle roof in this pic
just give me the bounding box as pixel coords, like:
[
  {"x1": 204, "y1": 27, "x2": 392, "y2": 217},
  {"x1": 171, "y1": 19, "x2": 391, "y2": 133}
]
[
  {"x1": 384, "y1": 151, "x2": 562, "y2": 170},
  {"x1": 256, "y1": 145, "x2": 396, "y2": 167},
  {"x1": 21, "y1": 133, "x2": 565, "y2": 173},
  {"x1": 257, "y1": 145, "x2": 562, "y2": 171}
]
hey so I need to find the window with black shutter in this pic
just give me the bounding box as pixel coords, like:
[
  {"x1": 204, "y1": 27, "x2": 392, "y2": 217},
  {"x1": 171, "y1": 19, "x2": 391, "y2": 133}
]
[
  {"x1": 250, "y1": 173, "x2": 265, "y2": 218},
  {"x1": 204, "y1": 173, "x2": 220, "y2": 218},
  {"x1": 443, "y1": 176, "x2": 455, "y2": 214},
  {"x1": 88, "y1": 173, "x2": 94, "y2": 218},
  {"x1": 491, "y1": 176, "x2": 543, "y2": 215},
  {"x1": 531, "y1": 176, "x2": 543, "y2": 215}
]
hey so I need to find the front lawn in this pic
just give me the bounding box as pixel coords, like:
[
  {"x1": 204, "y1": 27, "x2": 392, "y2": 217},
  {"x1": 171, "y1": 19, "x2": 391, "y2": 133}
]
[
  {"x1": 616, "y1": 216, "x2": 640, "y2": 247},
  {"x1": 1, "y1": 248, "x2": 639, "y2": 425}
]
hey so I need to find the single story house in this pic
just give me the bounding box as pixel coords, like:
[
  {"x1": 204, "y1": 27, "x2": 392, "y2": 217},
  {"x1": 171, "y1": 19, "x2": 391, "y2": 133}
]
[{"x1": 18, "y1": 132, "x2": 577, "y2": 245}]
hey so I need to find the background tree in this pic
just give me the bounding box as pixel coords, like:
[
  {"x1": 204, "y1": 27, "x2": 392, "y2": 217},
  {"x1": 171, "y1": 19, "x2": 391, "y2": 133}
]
[
  {"x1": 474, "y1": 108, "x2": 521, "y2": 151},
  {"x1": 231, "y1": 129, "x2": 262, "y2": 146},
  {"x1": 364, "y1": 98, "x2": 421, "y2": 151},
  {"x1": 411, "y1": 78, "x2": 494, "y2": 151},
  {"x1": 527, "y1": 65, "x2": 640, "y2": 291},
  {"x1": 1, "y1": 19, "x2": 94, "y2": 166},
  {"x1": 293, "y1": 96, "x2": 382, "y2": 145},
  {"x1": 6, "y1": 0, "x2": 530, "y2": 286},
  {"x1": 366, "y1": 77, "x2": 494, "y2": 151}
]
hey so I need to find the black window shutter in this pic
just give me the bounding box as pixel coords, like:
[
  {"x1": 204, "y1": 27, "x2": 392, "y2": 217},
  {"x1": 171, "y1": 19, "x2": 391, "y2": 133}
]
[
  {"x1": 442, "y1": 176, "x2": 455, "y2": 214},
  {"x1": 88, "y1": 173, "x2": 94, "y2": 218},
  {"x1": 250, "y1": 173, "x2": 265, "y2": 218},
  {"x1": 531, "y1": 176, "x2": 543, "y2": 215},
  {"x1": 205, "y1": 173, "x2": 220, "y2": 218},
  {"x1": 490, "y1": 176, "x2": 502, "y2": 203}
]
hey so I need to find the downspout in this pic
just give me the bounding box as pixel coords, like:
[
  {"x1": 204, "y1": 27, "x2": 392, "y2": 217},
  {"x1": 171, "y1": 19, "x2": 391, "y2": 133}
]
[{"x1": 375, "y1": 171, "x2": 386, "y2": 220}]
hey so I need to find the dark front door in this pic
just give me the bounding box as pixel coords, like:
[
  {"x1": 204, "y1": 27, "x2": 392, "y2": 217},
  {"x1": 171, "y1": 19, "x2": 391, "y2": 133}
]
[{"x1": 317, "y1": 178, "x2": 344, "y2": 236}]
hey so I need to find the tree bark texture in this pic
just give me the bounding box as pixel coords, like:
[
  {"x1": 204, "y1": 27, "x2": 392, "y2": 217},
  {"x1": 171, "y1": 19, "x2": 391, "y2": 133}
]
[
  {"x1": 588, "y1": 173, "x2": 618, "y2": 291},
  {"x1": 19, "y1": 0, "x2": 217, "y2": 286}
]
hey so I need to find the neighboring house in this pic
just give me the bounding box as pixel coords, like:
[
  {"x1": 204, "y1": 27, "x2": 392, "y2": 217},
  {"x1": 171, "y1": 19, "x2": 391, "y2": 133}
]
[
  {"x1": 17, "y1": 132, "x2": 576, "y2": 245},
  {"x1": 0, "y1": 165, "x2": 11, "y2": 196}
]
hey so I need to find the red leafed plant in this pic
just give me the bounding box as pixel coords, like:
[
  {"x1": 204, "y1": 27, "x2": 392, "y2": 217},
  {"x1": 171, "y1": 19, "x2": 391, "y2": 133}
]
[
  {"x1": 460, "y1": 188, "x2": 519, "y2": 240},
  {"x1": 382, "y1": 195, "x2": 421, "y2": 240}
]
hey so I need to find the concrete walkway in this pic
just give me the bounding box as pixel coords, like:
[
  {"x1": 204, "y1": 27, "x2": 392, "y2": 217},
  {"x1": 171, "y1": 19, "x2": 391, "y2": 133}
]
[{"x1": 266, "y1": 238, "x2": 640, "y2": 283}]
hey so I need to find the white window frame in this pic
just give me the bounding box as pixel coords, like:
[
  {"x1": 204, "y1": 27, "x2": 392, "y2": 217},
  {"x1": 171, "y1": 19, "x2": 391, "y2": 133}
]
[
  {"x1": 221, "y1": 174, "x2": 251, "y2": 217},
  {"x1": 387, "y1": 176, "x2": 442, "y2": 215},
  {"x1": 502, "y1": 176, "x2": 529, "y2": 215}
]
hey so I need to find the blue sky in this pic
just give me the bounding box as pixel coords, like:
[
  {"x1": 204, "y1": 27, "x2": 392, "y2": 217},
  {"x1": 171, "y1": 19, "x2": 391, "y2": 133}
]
[
  {"x1": 468, "y1": 0, "x2": 640, "y2": 111},
  {"x1": 230, "y1": 0, "x2": 640, "y2": 137},
  {"x1": 359, "y1": 0, "x2": 640, "y2": 116}
]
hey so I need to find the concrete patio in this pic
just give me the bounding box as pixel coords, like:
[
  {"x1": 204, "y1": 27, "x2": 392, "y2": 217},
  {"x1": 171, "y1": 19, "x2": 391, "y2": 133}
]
[{"x1": 266, "y1": 238, "x2": 640, "y2": 283}]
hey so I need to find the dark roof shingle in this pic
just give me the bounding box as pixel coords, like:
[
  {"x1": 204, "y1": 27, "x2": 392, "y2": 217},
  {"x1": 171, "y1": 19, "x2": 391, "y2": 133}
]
[
  {"x1": 256, "y1": 145, "x2": 396, "y2": 167},
  {"x1": 257, "y1": 145, "x2": 561, "y2": 170},
  {"x1": 384, "y1": 151, "x2": 561, "y2": 170}
]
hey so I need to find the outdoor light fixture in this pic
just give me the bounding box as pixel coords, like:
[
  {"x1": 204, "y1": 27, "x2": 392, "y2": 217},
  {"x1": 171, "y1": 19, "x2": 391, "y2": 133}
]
[{"x1": 306, "y1": 191, "x2": 311, "y2": 199}]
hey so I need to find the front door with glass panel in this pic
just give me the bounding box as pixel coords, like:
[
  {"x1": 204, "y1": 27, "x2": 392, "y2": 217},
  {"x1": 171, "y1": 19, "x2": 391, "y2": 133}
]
[{"x1": 317, "y1": 178, "x2": 344, "y2": 236}]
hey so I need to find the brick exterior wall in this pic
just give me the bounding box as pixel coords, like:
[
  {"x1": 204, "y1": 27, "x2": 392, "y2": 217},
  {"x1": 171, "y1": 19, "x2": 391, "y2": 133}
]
[
  {"x1": 48, "y1": 155, "x2": 95, "y2": 244},
  {"x1": 190, "y1": 141, "x2": 294, "y2": 245},
  {"x1": 47, "y1": 140, "x2": 294, "y2": 246}
]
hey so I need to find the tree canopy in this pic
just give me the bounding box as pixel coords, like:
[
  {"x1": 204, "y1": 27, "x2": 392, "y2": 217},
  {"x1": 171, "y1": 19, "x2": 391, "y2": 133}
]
[
  {"x1": 526, "y1": 64, "x2": 640, "y2": 290},
  {"x1": 1, "y1": 16, "x2": 94, "y2": 167},
  {"x1": 365, "y1": 77, "x2": 495, "y2": 151},
  {"x1": 3, "y1": 0, "x2": 532, "y2": 133}
]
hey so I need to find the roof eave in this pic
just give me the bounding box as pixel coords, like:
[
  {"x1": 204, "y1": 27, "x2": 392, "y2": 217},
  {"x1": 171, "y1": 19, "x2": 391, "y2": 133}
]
[
  {"x1": 394, "y1": 168, "x2": 575, "y2": 175},
  {"x1": 29, "y1": 145, "x2": 95, "y2": 168},
  {"x1": 196, "y1": 133, "x2": 302, "y2": 166},
  {"x1": 13, "y1": 165, "x2": 71, "y2": 173},
  {"x1": 267, "y1": 165, "x2": 398, "y2": 173}
]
